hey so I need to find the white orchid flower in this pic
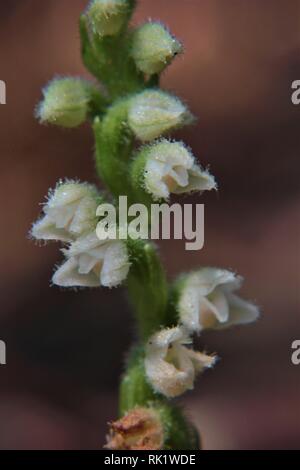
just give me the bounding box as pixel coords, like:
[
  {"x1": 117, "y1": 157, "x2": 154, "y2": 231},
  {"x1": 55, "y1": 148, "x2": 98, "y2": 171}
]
[
  {"x1": 145, "y1": 326, "x2": 216, "y2": 398},
  {"x1": 31, "y1": 181, "x2": 99, "y2": 242},
  {"x1": 143, "y1": 140, "x2": 216, "y2": 200},
  {"x1": 177, "y1": 268, "x2": 260, "y2": 333},
  {"x1": 52, "y1": 231, "x2": 130, "y2": 288}
]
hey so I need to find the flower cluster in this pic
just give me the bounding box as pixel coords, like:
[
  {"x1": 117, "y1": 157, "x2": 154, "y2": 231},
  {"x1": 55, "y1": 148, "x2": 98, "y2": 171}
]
[
  {"x1": 31, "y1": 181, "x2": 130, "y2": 288},
  {"x1": 144, "y1": 268, "x2": 259, "y2": 398},
  {"x1": 31, "y1": 0, "x2": 260, "y2": 450}
]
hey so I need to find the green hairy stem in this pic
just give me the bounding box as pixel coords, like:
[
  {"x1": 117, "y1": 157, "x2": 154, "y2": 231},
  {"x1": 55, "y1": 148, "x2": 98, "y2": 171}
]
[{"x1": 86, "y1": 2, "x2": 198, "y2": 448}]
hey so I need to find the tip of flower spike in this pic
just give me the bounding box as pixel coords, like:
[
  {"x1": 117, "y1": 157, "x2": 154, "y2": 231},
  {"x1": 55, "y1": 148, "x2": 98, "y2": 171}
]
[
  {"x1": 86, "y1": 0, "x2": 134, "y2": 37},
  {"x1": 131, "y1": 22, "x2": 183, "y2": 75}
]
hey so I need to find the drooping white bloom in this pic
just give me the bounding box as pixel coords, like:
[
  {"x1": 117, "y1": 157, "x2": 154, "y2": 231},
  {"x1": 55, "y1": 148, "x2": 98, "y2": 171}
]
[
  {"x1": 128, "y1": 90, "x2": 193, "y2": 142},
  {"x1": 31, "y1": 181, "x2": 99, "y2": 243},
  {"x1": 131, "y1": 22, "x2": 182, "y2": 75},
  {"x1": 145, "y1": 326, "x2": 216, "y2": 398},
  {"x1": 177, "y1": 268, "x2": 260, "y2": 333},
  {"x1": 52, "y1": 231, "x2": 130, "y2": 288},
  {"x1": 143, "y1": 140, "x2": 216, "y2": 200}
]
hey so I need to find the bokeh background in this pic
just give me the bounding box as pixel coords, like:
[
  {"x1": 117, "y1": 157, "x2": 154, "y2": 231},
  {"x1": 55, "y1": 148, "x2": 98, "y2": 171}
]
[{"x1": 0, "y1": 0, "x2": 299, "y2": 450}]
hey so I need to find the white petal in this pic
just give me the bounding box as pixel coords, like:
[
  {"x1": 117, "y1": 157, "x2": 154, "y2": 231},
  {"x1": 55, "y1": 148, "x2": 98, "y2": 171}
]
[
  {"x1": 216, "y1": 293, "x2": 260, "y2": 329},
  {"x1": 46, "y1": 202, "x2": 79, "y2": 229},
  {"x1": 187, "y1": 268, "x2": 240, "y2": 297},
  {"x1": 147, "y1": 326, "x2": 184, "y2": 357},
  {"x1": 52, "y1": 257, "x2": 100, "y2": 287},
  {"x1": 67, "y1": 231, "x2": 106, "y2": 257},
  {"x1": 31, "y1": 215, "x2": 73, "y2": 242},
  {"x1": 101, "y1": 242, "x2": 130, "y2": 287},
  {"x1": 206, "y1": 288, "x2": 230, "y2": 323},
  {"x1": 77, "y1": 253, "x2": 98, "y2": 274},
  {"x1": 173, "y1": 164, "x2": 216, "y2": 194},
  {"x1": 145, "y1": 354, "x2": 194, "y2": 398},
  {"x1": 48, "y1": 182, "x2": 96, "y2": 209},
  {"x1": 68, "y1": 195, "x2": 98, "y2": 236}
]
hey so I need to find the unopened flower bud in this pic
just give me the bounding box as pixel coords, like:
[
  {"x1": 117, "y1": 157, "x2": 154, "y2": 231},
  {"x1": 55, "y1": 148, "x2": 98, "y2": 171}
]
[
  {"x1": 145, "y1": 326, "x2": 216, "y2": 398},
  {"x1": 36, "y1": 77, "x2": 94, "y2": 128},
  {"x1": 128, "y1": 90, "x2": 193, "y2": 142},
  {"x1": 176, "y1": 268, "x2": 260, "y2": 333},
  {"x1": 86, "y1": 0, "x2": 133, "y2": 37},
  {"x1": 131, "y1": 22, "x2": 182, "y2": 75},
  {"x1": 105, "y1": 407, "x2": 164, "y2": 450},
  {"x1": 132, "y1": 139, "x2": 216, "y2": 200},
  {"x1": 31, "y1": 181, "x2": 99, "y2": 242}
]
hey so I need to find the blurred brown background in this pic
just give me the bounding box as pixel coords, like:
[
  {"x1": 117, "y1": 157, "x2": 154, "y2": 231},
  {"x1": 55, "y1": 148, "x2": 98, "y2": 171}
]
[{"x1": 0, "y1": 0, "x2": 299, "y2": 450}]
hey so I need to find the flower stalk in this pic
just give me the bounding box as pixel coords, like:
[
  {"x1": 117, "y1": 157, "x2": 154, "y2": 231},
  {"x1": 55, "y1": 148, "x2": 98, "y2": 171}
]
[{"x1": 31, "y1": 0, "x2": 259, "y2": 450}]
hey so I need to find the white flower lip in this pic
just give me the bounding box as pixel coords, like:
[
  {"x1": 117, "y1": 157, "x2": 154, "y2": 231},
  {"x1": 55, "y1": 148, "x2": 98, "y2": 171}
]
[
  {"x1": 31, "y1": 181, "x2": 99, "y2": 243},
  {"x1": 178, "y1": 268, "x2": 260, "y2": 333},
  {"x1": 143, "y1": 140, "x2": 216, "y2": 200},
  {"x1": 145, "y1": 326, "x2": 216, "y2": 398},
  {"x1": 128, "y1": 90, "x2": 193, "y2": 142},
  {"x1": 53, "y1": 231, "x2": 130, "y2": 288}
]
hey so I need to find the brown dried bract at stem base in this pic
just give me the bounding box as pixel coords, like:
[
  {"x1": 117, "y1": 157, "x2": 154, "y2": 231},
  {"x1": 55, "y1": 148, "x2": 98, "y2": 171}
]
[{"x1": 105, "y1": 407, "x2": 164, "y2": 450}]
